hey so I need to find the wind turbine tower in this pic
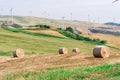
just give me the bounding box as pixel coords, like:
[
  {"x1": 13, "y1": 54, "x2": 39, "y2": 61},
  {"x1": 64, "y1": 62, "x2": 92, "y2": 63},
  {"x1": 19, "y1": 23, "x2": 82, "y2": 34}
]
[{"x1": 10, "y1": 8, "x2": 13, "y2": 25}]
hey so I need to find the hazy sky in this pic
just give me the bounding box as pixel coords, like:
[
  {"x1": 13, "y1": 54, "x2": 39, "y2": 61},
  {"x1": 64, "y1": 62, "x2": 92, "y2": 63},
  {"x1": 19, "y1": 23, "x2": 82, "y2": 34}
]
[{"x1": 0, "y1": 0, "x2": 120, "y2": 23}]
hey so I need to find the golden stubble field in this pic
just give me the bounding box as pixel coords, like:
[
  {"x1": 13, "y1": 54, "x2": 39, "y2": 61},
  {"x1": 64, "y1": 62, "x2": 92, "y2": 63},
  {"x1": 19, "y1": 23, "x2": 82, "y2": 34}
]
[
  {"x1": 24, "y1": 29, "x2": 66, "y2": 38},
  {"x1": 83, "y1": 33, "x2": 120, "y2": 49},
  {"x1": 0, "y1": 52, "x2": 120, "y2": 78}
]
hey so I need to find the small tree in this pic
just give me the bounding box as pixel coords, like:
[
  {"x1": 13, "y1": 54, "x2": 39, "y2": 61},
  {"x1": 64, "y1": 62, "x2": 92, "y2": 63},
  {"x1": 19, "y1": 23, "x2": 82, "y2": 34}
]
[
  {"x1": 84, "y1": 37, "x2": 92, "y2": 41},
  {"x1": 65, "y1": 27, "x2": 73, "y2": 33},
  {"x1": 100, "y1": 40, "x2": 107, "y2": 44},
  {"x1": 57, "y1": 28, "x2": 62, "y2": 30}
]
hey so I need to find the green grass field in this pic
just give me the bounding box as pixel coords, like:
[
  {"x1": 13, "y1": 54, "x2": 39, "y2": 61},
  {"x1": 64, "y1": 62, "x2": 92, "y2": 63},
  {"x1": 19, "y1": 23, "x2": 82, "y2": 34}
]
[
  {"x1": 3, "y1": 64, "x2": 120, "y2": 80},
  {"x1": 0, "y1": 28, "x2": 96, "y2": 56}
]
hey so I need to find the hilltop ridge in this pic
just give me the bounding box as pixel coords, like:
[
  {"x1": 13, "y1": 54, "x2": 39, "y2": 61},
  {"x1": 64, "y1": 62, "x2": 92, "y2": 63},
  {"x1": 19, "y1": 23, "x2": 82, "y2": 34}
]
[{"x1": 0, "y1": 15, "x2": 120, "y2": 36}]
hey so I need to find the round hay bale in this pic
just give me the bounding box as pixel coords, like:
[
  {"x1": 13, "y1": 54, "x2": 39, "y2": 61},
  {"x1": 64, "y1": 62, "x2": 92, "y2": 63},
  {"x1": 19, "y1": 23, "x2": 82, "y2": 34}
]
[
  {"x1": 59, "y1": 47, "x2": 68, "y2": 54},
  {"x1": 13, "y1": 49, "x2": 25, "y2": 58},
  {"x1": 72, "y1": 48, "x2": 80, "y2": 53},
  {"x1": 93, "y1": 46, "x2": 110, "y2": 58}
]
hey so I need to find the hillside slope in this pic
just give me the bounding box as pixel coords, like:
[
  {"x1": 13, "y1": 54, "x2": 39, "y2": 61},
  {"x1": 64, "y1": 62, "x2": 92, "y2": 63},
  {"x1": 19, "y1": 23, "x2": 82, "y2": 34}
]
[
  {"x1": 0, "y1": 16, "x2": 120, "y2": 80},
  {"x1": 24, "y1": 29, "x2": 66, "y2": 38},
  {"x1": 0, "y1": 15, "x2": 95, "y2": 28},
  {"x1": 83, "y1": 34, "x2": 120, "y2": 49},
  {"x1": 1, "y1": 15, "x2": 120, "y2": 36},
  {"x1": 0, "y1": 28, "x2": 120, "y2": 79},
  {"x1": 0, "y1": 28, "x2": 96, "y2": 56}
]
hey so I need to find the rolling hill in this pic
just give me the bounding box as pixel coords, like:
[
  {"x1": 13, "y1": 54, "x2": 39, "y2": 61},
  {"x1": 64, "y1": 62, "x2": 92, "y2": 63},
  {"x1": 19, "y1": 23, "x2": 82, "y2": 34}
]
[
  {"x1": 105, "y1": 22, "x2": 120, "y2": 27},
  {"x1": 0, "y1": 27, "x2": 120, "y2": 79},
  {"x1": 0, "y1": 15, "x2": 120, "y2": 36},
  {"x1": 0, "y1": 28, "x2": 96, "y2": 56},
  {"x1": 0, "y1": 16, "x2": 120, "y2": 80}
]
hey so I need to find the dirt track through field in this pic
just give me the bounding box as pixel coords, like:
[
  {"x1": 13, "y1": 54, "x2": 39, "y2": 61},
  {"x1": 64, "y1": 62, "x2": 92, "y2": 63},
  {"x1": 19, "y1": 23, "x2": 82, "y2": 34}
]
[{"x1": 0, "y1": 52, "x2": 120, "y2": 78}]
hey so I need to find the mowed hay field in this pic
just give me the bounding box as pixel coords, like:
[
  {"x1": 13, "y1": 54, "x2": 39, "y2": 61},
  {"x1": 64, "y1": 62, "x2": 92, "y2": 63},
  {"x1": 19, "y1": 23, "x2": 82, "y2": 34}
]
[
  {"x1": 0, "y1": 28, "x2": 120, "y2": 80},
  {"x1": 2, "y1": 64, "x2": 120, "y2": 80},
  {"x1": 1, "y1": 53, "x2": 120, "y2": 80},
  {"x1": 83, "y1": 33, "x2": 120, "y2": 49},
  {"x1": 24, "y1": 29, "x2": 66, "y2": 38}
]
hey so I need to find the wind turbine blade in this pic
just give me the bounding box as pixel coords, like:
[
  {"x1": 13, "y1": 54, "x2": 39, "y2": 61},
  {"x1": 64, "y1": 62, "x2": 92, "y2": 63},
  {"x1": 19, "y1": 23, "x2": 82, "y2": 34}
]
[{"x1": 112, "y1": 0, "x2": 119, "y2": 3}]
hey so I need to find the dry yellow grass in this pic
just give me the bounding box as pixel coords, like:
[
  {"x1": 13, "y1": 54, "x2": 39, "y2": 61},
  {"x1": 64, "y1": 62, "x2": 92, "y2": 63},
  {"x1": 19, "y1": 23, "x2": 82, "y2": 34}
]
[
  {"x1": 83, "y1": 34, "x2": 120, "y2": 48},
  {"x1": 25, "y1": 30, "x2": 66, "y2": 38}
]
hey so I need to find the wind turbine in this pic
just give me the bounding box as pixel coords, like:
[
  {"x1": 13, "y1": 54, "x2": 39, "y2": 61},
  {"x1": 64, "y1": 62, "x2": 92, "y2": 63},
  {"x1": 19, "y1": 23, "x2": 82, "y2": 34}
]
[
  {"x1": 112, "y1": 0, "x2": 119, "y2": 3},
  {"x1": 70, "y1": 13, "x2": 72, "y2": 20},
  {"x1": 10, "y1": 8, "x2": 13, "y2": 25},
  {"x1": 88, "y1": 14, "x2": 91, "y2": 22}
]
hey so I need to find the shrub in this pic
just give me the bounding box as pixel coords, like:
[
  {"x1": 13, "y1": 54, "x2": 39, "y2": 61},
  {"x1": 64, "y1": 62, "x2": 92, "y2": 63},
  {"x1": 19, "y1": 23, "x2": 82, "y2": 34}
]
[
  {"x1": 76, "y1": 34, "x2": 85, "y2": 40},
  {"x1": 93, "y1": 39, "x2": 100, "y2": 42},
  {"x1": 65, "y1": 27, "x2": 74, "y2": 33},
  {"x1": 100, "y1": 40, "x2": 107, "y2": 44},
  {"x1": 57, "y1": 28, "x2": 62, "y2": 30},
  {"x1": 84, "y1": 37, "x2": 92, "y2": 41},
  {"x1": 44, "y1": 25, "x2": 50, "y2": 29},
  {"x1": 57, "y1": 29, "x2": 107, "y2": 45},
  {"x1": 34, "y1": 24, "x2": 51, "y2": 29}
]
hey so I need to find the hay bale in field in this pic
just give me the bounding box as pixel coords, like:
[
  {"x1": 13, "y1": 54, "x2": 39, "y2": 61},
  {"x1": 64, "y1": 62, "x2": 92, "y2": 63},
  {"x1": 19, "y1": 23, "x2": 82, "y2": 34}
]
[
  {"x1": 13, "y1": 49, "x2": 25, "y2": 58},
  {"x1": 72, "y1": 48, "x2": 80, "y2": 53},
  {"x1": 59, "y1": 47, "x2": 68, "y2": 54},
  {"x1": 93, "y1": 46, "x2": 110, "y2": 58}
]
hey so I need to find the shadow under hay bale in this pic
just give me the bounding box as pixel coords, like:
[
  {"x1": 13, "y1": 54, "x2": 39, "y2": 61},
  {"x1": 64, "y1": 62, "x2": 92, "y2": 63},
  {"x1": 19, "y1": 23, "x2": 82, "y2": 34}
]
[
  {"x1": 72, "y1": 48, "x2": 80, "y2": 53},
  {"x1": 93, "y1": 46, "x2": 110, "y2": 58},
  {"x1": 13, "y1": 49, "x2": 25, "y2": 58},
  {"x1": 59, "y1": 47, "x2": 68, "y2": 54}
]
